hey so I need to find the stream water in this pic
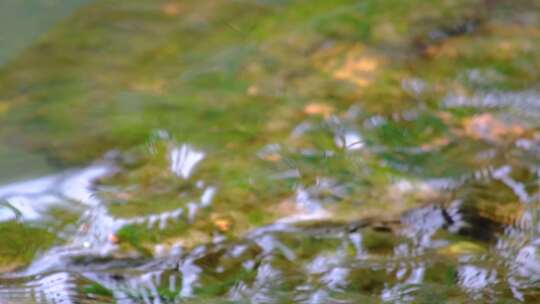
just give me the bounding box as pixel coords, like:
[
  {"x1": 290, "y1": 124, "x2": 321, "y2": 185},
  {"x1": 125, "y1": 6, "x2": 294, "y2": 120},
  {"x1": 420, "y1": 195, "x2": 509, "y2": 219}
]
[{"x1": 2, "y1": 0, "x2": 540, "y2": 303}]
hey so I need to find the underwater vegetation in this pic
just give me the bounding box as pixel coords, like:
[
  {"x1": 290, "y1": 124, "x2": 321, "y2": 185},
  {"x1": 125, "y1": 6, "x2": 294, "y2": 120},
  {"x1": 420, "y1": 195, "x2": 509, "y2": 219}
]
[{"x1": 2, "y1": 0, "x2": 540, "y2": 302}]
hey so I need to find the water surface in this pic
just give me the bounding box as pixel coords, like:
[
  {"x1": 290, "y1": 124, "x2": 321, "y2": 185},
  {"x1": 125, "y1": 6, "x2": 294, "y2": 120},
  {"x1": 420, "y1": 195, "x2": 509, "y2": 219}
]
[
  {"x1": 0, "y1": 0, "x2": 90, "y2": 66},
  {"x1": 1, "y1": 0, "x2": 540, "y2": 303}
]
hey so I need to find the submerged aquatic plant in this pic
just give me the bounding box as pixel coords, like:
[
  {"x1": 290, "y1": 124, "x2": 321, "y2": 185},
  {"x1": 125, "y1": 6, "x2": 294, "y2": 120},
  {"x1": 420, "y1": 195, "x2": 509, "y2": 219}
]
[{"x1": 2, "y1": 0, "x2": 540, "y2": 302}]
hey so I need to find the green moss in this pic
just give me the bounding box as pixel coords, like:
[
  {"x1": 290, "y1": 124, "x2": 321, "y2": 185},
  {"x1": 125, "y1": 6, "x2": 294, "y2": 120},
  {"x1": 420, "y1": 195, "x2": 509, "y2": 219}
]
[
  {"x1": 362, "y1": 229, "x2": 396, "y2": 252},
  {"x1": 1, "y1": 0, "x2": 540, "y2": 300},
  {"x1": 0, "y1": 222, "x2": 55, "y2": 269},
  {"x1": 116, "y1": 225, "x2": 155, "y2": 256},
  {"x1": 81, "y1": 283, "x2": 113, "y2": 298}
]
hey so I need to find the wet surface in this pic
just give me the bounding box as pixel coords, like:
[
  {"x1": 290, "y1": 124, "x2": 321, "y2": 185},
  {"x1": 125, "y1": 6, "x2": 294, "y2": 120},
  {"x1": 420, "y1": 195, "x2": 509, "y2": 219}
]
[
  {"x1": 0, "y1": 0, "x2": 90, "y2": 66},
  {"x1": 2, "y1": 0, "x2": 540, "y2": 303}
]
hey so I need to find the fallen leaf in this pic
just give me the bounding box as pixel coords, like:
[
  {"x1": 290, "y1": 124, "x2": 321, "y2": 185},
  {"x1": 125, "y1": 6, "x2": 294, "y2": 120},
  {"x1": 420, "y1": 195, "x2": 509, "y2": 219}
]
[
  {"x1": 162, "y1": 2, "x2": 182, "y2": 16},
  {"x1": 303, "y1": 102, "x2": 334, "y2": 118},
  {"x1": 211, "y1": 214, "x2": 233, "y2": 232},
  {"x1": 262, "y1": 153, "x2": 282, "y2": 162},
  {"x1": 108, "y1": 233, "x2": 120, "y2": 244}
]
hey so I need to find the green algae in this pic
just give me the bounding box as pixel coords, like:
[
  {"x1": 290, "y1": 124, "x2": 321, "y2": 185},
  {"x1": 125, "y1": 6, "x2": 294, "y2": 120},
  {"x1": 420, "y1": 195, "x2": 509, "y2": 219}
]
[
  {"x1": 0, "y1": 222, "x2": 55, "y2": 271},
  {"x1": 0, "y1": 0, "x2": 518, "y2": 163},
  {"x1": 2, "y1": 0, "x2": 540, "y2": 302}
]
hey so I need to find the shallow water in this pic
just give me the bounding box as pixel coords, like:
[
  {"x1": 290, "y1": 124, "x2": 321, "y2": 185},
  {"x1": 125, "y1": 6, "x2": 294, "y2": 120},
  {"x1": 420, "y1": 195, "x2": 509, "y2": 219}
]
[
  {"x1": 0, "y1": 0, "x2": 90, "y2": 66},
  {"x1": 2, "y1": 0, "x2": 540, "y2": 303}
]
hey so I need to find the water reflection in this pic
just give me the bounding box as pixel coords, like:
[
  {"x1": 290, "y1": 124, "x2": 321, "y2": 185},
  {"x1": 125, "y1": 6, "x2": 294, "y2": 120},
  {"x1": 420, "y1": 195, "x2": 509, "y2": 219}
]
[
  {"x1": 0, "y1": 165, "x2": 110, "y2": 222},
  {"x1": 0, "y1": 142, "x2": 221, "y2": 303},
  {"x1": 169, "y1": 145, "x2": 205, "y2": 179}
]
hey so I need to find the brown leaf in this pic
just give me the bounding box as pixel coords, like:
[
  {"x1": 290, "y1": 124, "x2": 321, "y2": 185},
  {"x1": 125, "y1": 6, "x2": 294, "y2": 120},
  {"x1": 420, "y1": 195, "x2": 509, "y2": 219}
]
[
  {"x1": 211, "y1": 214, "x2": 233, "y2": 232},
  {"x1": 262, "y1": 153, "x2": 282, "y2": 162},
  {"x1": 108, "y1": 233, "x2": 120, "y2": 244},
  {"x1": 303, "y1": 102, "x2": 334, "y2": 118},
  {"x1": 162, "y1": 2, "x2": 183, "y2": 16}
]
